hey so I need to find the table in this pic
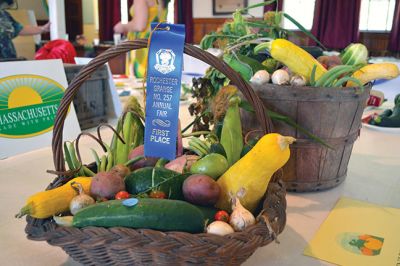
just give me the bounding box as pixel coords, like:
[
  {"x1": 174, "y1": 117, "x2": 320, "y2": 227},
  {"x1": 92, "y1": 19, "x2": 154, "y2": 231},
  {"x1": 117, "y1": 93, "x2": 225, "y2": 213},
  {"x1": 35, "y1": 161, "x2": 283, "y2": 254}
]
[{"x1": 1, "y1": 101, "x2": 399, "y2": 266}]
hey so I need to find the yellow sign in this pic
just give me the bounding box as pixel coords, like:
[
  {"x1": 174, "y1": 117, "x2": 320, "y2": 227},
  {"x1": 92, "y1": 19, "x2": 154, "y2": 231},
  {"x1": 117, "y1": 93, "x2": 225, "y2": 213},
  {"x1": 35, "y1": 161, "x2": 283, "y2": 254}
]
[
  {"x1": 0, "y1": 74, "x2": 65, "y2": 138},
  {"x1": 304, "y1": 197, "x2": 400, "y2": 266}
]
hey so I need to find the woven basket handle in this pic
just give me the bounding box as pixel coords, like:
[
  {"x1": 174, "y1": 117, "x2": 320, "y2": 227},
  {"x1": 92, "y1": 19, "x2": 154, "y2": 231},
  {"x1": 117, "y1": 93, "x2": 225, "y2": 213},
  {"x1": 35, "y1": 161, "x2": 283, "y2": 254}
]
[{"x1": 52, "y1": 39, "x2": 273, "y2": 172}]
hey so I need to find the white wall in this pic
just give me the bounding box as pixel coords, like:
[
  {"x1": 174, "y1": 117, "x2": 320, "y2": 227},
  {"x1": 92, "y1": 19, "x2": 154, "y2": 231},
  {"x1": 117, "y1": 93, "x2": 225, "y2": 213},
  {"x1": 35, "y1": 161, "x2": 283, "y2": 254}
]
[
  {"x1": 17, "y1": 0, "x2": 48, "y2": 20},
  {"x1": 193, "y1": 0, "x2": 264, "y2": 18}
]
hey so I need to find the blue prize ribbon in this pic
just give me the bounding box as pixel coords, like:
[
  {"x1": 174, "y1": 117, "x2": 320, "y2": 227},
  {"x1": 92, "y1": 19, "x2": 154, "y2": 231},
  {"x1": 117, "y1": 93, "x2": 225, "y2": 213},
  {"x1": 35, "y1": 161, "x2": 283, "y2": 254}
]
[{"x1": 144, "y1": 23, "x2": 186, "y2": 160}]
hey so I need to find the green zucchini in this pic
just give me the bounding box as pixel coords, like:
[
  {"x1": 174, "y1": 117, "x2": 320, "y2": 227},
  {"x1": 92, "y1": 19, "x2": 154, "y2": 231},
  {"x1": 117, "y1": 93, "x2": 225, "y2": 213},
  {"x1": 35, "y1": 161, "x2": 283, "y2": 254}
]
[
  {"x1": 370, "y1": 116, "x2": 400, "y2": 127},
  {"x1": 369, "y1": 98, "x2": 400, "y2": 127},
  {"x1": 124, "y1": 167, "x2": 189, "y2": 199},
  {"x1": 380, "y1": 109, "x2": 393, "y2": 117},
  {"x1": 72, "y1": 199, "x2": 205, "y2": 233}
]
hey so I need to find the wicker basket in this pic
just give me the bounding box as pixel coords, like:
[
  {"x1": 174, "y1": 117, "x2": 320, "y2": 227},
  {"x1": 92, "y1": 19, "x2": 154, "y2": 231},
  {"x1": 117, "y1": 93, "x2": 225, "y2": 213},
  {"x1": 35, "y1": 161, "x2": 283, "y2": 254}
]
[
  {"x1": 242, "y1": 83, "x2": 371, "y2": 192},
  {"x1": 24, "y1": 39, "x2": 287, "y2": 266}
]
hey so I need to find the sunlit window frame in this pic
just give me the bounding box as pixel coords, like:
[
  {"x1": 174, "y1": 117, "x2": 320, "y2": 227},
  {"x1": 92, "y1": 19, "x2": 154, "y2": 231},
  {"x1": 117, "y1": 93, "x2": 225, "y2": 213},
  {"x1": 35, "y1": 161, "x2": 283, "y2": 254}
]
[{"x1": 359, "y1": 0, "x2": 395, "y2": 32}]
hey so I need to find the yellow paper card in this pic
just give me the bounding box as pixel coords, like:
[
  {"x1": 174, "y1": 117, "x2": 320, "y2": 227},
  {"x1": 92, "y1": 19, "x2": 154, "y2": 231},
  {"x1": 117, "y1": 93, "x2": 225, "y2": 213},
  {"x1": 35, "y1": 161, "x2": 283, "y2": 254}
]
[{"x1": 304, "y1": 197, "x2": 400, "y2": 266}]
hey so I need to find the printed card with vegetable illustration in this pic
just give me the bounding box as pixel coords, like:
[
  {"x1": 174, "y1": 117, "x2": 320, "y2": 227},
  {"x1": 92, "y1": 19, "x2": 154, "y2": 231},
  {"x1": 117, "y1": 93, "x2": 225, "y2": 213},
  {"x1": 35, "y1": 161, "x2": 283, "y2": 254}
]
[{"x1": 304, "y1": 197, "x2": 400, "y2": 266}]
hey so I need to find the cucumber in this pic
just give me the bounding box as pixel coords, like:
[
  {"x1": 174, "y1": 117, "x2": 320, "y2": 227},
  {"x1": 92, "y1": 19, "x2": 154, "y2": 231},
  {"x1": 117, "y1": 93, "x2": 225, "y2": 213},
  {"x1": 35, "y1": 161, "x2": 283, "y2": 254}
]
[
  {"x1": 73, "y1": 198, "x2": 205, "y2": 233},
  {"x1": 124, "y1": 167, "x2": 190, "y2": 199},
  {"x1": 369, "y1": 101, "x2": 400, "y2": 127},
  {"x1": 370, "y1": 116, "x2": 400, "y2": 127},
  {"x1": 380, "y1": 109, "x2": 393, "y2": 117},
  {"x1": 195, "y1": 206, "x2": 219, "y2": 225}
]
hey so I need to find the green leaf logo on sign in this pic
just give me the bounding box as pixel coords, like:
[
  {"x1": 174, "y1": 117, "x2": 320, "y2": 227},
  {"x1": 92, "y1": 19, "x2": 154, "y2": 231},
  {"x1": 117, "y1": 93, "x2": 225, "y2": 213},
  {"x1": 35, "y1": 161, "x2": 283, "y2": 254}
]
[{"x1": 0, "y1": 74, "x2": 65, "y2": 138}]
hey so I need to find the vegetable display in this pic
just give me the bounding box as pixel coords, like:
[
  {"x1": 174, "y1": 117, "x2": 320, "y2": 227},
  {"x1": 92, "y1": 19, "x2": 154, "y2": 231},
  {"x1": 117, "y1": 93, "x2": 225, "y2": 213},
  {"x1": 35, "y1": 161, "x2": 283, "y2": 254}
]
[{"x1": 21, "y1": 0, "x2": 400, "y2": 240}]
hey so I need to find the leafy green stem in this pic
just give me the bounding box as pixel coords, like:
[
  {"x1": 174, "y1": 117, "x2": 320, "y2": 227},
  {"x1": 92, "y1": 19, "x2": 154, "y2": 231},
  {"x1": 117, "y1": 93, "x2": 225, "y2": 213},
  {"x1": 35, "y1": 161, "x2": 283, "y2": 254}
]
[
  {"x1": 226, "y1": 37, "x2": 273, "y2": 53},
  {"x1": 182, "y1": 131, "x2": 211, "y2": 138}
]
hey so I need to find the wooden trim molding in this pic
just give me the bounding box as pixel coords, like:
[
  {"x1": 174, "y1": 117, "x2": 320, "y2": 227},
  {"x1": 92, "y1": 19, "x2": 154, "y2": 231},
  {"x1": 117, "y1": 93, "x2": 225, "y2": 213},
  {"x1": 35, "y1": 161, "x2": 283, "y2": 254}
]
[
  {"x1": 193, "y1": 18, "x2": 398, "y2": 57},
  {"x1": 193, "y1": 18, "x2": 229, "y2": 44}
]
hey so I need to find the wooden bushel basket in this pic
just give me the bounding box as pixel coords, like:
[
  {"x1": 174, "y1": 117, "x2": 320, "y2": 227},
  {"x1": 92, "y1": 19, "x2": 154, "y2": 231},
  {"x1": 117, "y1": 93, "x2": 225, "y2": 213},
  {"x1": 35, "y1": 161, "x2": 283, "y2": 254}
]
[
  {"x1": 24, "y1": 40, "x2": 287, "y2": 266},
  {"x1": 242, "y1": 83, "x2": 371, "y2": 192}
]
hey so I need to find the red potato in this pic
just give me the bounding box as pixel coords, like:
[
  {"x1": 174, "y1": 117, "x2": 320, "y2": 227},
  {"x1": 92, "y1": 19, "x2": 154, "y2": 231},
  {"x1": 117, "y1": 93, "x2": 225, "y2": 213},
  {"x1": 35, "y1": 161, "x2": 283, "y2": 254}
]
[
  {"x1": 165, "y1": 155, "x2": 199, "y2": 173},
  {"x1": 90, "y1": 171, "x2": 126, "y2": 199},
  {"x1": 317, "y1": 55, "x2": 342, "y2": 70},
  {"x1": 182, "y1": 174, "x2": 221, "y2": 206},
  {"x1": 128, "y1": 145, "x2": 159, "y2": 170}
]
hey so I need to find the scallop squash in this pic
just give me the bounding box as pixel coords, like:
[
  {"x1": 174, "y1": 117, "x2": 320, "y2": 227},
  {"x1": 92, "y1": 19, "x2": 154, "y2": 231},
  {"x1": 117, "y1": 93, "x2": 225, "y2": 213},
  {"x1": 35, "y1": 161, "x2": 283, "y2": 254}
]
[{"x1": 215, "y1": 133, "x2": 295, "y2": 212}]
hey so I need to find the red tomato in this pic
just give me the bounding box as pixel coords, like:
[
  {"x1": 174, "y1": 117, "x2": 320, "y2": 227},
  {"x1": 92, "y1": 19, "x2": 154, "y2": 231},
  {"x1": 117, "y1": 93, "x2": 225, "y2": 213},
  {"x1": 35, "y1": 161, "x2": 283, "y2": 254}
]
[
  {"x1": 115, "y1": 191, "x2": 130, "y2": 200},
  {"x1": 214, "y1": 210, "x2": 230, "y2": 222},
  {"x1": 149, "y1": 190, "x2": 166, "y2": 199}
]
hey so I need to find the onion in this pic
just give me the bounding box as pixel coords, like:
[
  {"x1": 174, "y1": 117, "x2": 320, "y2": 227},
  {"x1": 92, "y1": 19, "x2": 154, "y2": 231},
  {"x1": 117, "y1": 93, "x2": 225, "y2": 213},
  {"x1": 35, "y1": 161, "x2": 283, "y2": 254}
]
[
  {"x1": 69, "y1": 181, "x2": 95, "y2": 215},
  {"x1": 271, "y1": 69, "x2": 290, "y2": 85},
  {"x1": 290, "y1": 75, "x2": 306, "y2": 86},
  {"x1": 206, "y1": 221, "x2": 234, "y2": 236},
  {"x1": 250, "y1": 70, "x2": 270, "y2": 85},
  {"x1": 229, "y1": 189, "x2": 255, "y2": 231}
]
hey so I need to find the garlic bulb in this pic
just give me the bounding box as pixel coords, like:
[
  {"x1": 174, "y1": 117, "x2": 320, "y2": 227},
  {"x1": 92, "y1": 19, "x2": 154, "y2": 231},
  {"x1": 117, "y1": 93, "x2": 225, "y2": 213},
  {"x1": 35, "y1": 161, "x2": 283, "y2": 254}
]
[
  {"x1": 250, "y1": 70, "x2": 270, "y2": 85},
  {"x1": 271, "y1": 69, "x2": 290, "y2": 85},
  {"x1": 206, "y1": 221, "x2": 234, "y2": 236},
  {"x1": 229, "y1": 194, "x2": 255, "y2": 231},
  {"x1": 290, "y1": 75, "x2": 306, "y2": 86},
  {"x1": 69, "y1": 181, "x2": 95, "y2": 215}
]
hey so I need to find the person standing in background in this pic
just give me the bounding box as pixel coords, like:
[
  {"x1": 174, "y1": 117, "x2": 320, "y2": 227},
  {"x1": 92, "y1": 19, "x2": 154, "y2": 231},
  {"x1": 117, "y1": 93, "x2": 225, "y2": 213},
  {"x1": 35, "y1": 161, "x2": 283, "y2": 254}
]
[
  {"x1": 113, "y1": 0, "x2": 167, "y2": 78},
  {"x1": 0, "y1": 0, "x2": 50, "y2": 59}
]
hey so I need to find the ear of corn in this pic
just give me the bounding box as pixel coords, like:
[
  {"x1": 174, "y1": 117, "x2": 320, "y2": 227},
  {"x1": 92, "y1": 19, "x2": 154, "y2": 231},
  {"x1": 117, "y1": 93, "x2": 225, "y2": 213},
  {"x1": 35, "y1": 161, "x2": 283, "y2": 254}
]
[{"x1": 346, "y1": 63, "x2": 400, "y2": 87}]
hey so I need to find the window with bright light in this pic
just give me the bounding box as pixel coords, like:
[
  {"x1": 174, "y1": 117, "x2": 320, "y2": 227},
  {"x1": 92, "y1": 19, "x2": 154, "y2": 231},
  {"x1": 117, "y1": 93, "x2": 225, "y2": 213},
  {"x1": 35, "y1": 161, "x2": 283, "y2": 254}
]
[
  {"x1": 282, "y1": 0, "x2": 316, "y2": 30},
  {"x1": 166, "y1": 0, "x2": 174, "y2": 23},
  {"x1": 121, "y1": 0, "x2": 129, "y2": 24},
  {"x1": 359, "y1": 0, "x2": 396, "y2": 31}
]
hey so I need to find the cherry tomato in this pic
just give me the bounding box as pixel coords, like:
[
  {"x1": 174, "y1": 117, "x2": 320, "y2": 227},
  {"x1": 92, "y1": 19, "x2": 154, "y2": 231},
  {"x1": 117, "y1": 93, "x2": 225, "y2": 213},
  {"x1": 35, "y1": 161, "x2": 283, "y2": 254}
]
[
  {"x1": 115, "y1": 191, "x2": 130, "y2": 200},
  {"x1": 149, "y1": 190, "x2": 166, "y2": 199},
  {"x1": 214, "y1": 210, "x2": 230, "y2": 222}
]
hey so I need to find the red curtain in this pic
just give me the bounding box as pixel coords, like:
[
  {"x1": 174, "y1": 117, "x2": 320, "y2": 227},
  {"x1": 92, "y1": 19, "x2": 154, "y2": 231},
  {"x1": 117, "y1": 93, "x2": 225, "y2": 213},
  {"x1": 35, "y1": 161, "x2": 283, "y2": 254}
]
[
  {"x1": 388, "y1": 0, "x2": 400, "y2": 52},
  {"x1": 264, "y1": 0, "x2": 283, "y2": 12},
  {"x1": 98, "y1": 0, "x2": 121, "y2": 42},
  {"x1": 310, "y1": 0, "x2": 361, "y2": 49},
  {"x1": 174, "y1": 0, "x2": 193, "y2": 43}
]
